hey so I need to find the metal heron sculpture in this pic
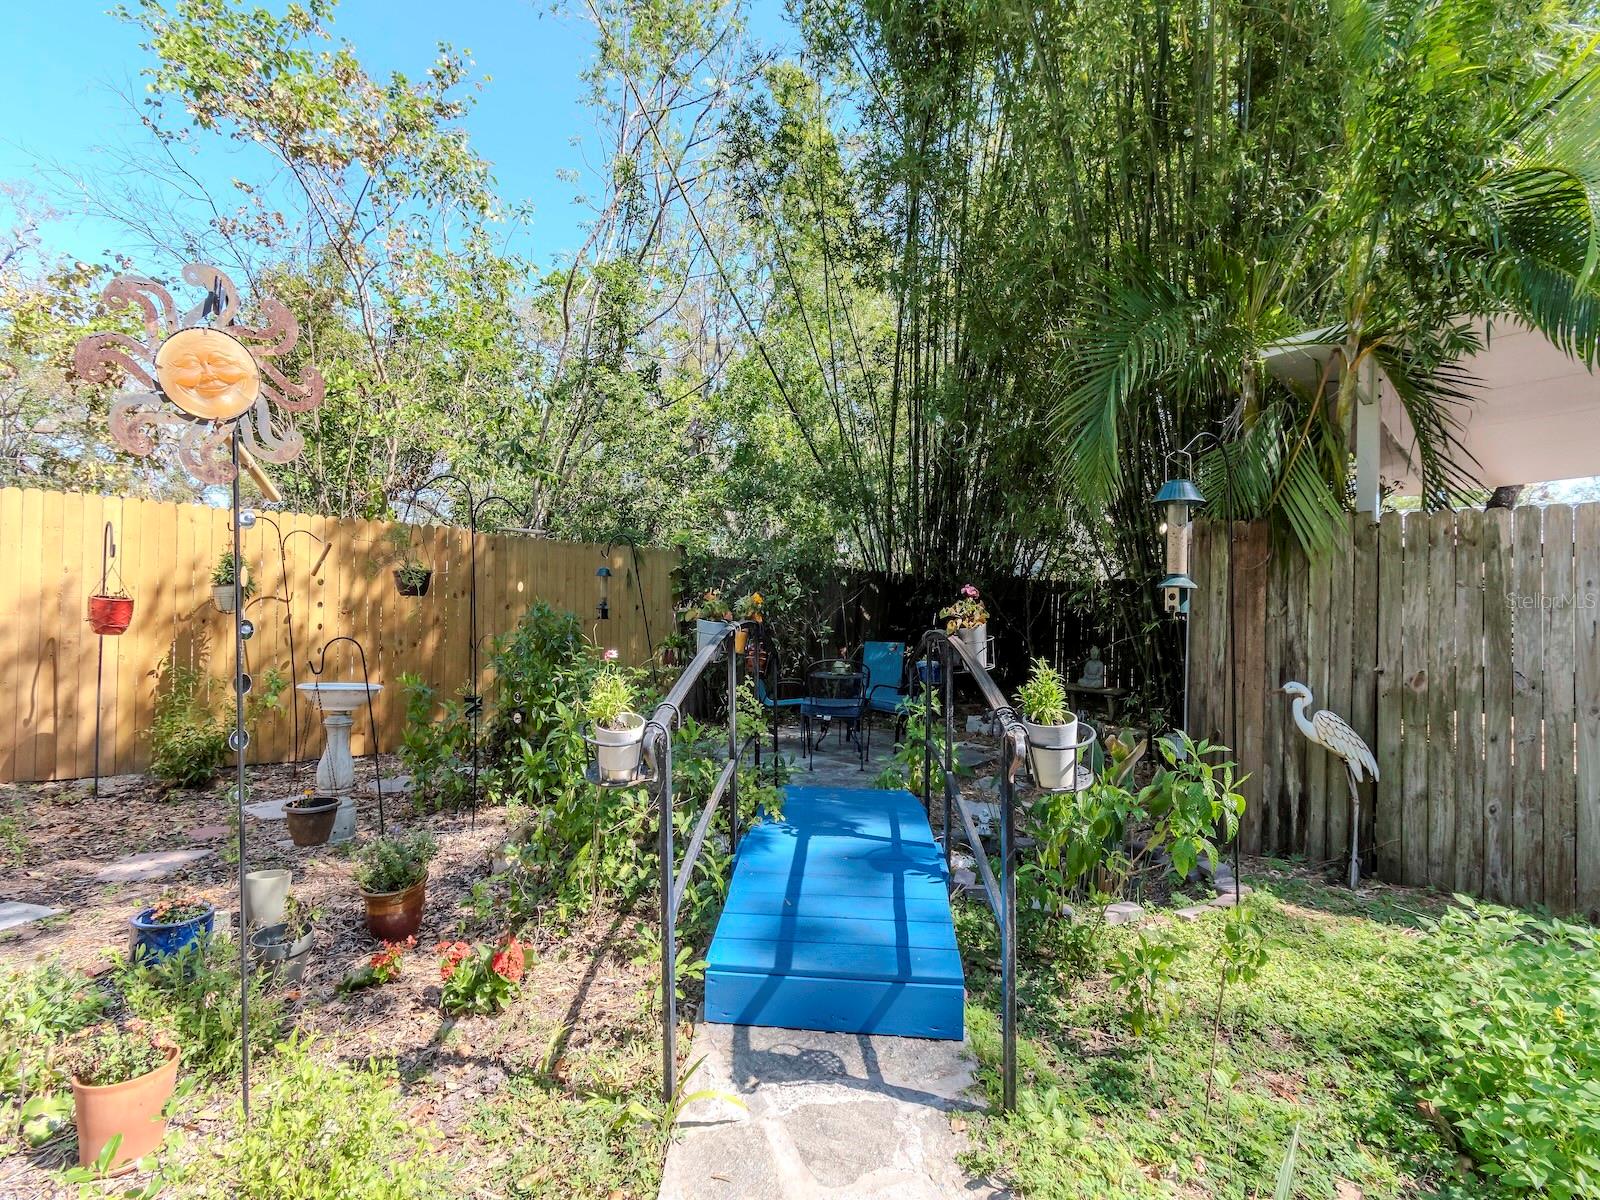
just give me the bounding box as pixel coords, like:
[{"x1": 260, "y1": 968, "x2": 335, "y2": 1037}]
[{"x1": 1280, "y1": 681, "x2": 1378, "y2": 888}]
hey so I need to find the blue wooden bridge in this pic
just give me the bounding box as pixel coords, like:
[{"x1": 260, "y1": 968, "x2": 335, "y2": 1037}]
[{"x1": 703, "y1": 784, "x2": 965, "y2": 1041}]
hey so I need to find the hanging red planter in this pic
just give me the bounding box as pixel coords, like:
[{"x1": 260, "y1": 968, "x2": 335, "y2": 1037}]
[{"x1": 87, "y1": 594, "x2": 135, "y2": 636}]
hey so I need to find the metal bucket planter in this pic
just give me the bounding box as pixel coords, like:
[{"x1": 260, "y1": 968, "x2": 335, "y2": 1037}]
[
  {"x1": 696, "y1": 619, "x2": 731, "y2": 658},
  {"x1": 592, "y1": 713, "x2": 646, "y2": 783},
  {"x1": 243, "y1": 869, "x2": 291, "y2": 929},
  {"x1": 958, "y1": 623, "x2": 990, "y2": 668},
  {"x1": 129, "y1": 903, "x2": 214, "y2": 962},
  {"x1": 360, "y1": 879, "x2": 426, "y2": 942},
  {"x1": 250, "y1": 922, "x2": 315, "y2": 990},
  {"x1": 284, "y1": 794, "x2": 339, "y2": 847},
  {"x1": 87, "y1": 594, "x2": 134, "y2": 635},
  {"x1": 1023, "y1": 717, "x2": 1080, "y2": 790},
  {"x1": 71, "y1": 1045, "x2": 179, "y2": 1171}
]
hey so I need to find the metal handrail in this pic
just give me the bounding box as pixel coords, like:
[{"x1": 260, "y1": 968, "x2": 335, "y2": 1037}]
[
  {"x1": 913, "y1": 628, "x2": 1095, "y2": 1113},
  {"x1": 603, "y1": 619, "x2": 757, "y2": 1104}
]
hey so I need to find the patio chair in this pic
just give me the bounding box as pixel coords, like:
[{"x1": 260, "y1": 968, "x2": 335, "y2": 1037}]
[
  {"x1": 862, "y1": 639, "x2": 914, "y2": 724},
  {"x1": 800, "y1": 661, "x2": 869, "y2": 771}
]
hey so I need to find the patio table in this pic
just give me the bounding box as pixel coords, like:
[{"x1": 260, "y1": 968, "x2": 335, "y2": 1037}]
[{"x1": 801, "y1": 665, "x2": 869, "y2": 771}]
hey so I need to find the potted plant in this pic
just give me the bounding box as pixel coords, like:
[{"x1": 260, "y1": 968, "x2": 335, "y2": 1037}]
[
  {"x1": 393, "y1": 559, "x2": 433, "y2": 597},
  {"x1": 87, "y1": 587, "x2": 135, "y2": 636},
  {"x1": 939, "y1": 584, "x2": 990, "y2": 667},
  {"x1": 209, "y1": 551, "x2": 253, "y2": 614},
  {"x1": 1017, "y1": 658, "x2": 1080, "y2": 790},
  {"x1": 249, "y1": 896, "x2": 317, "y2": 990},
  {"x1": 687, "y1": 590, "x2": 734, "y2": 656},
  {"x1": 733, "y1": 592, "x2": 764, "y2": 653},
  {"x1": 242, "y1": 868, "x2": 291, "y2": 929},
  {"x1": 63, "y1": 1021, "x2": 179, "y2": 1171},
  {"x1": 129, "y1": 893, "x2": 214, "y2": 962},
  {"x1": 354, "y1": 831, "x2": 436, "y2": 941},
  {"x1": 284, "y1": 790, "x2": 340, "y2": 847},
  {"x1": 658, "y1": 631, "x2": 691, "y2": 669},
  {"x1": 588, "y1": 664, "x2": 646, "y2": 783}
]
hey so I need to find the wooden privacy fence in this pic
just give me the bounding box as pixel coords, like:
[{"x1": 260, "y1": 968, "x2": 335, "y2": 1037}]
[
  {"x1": 1187, "y1": 506, "x2": 1600, "y2": 918},
  {"x1": 0, "y1": 488, "x2": 678, "y2": 784}
]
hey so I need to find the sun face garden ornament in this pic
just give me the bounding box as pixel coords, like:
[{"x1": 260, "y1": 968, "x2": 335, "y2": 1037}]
[{"x1": 73, "y1": 264, "x2": 324, "y2": 484}]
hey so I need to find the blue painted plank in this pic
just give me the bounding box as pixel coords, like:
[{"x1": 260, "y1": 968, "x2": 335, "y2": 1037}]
[
  {"x1": 705, "y1": 971, "x2": 964, "y2": 1041},
  {"x1": 713, "y1": 909, "x2": 959, "y2": 950},
  {"x1": 720, "y1": 890, "x2": 956, "y2": 925},
  {"x1": 728, "y1": 866, "x2": 949, "y2": 900},
  {"x1": 706, "y1": 784, "x2": 964, "y2": 1040}
]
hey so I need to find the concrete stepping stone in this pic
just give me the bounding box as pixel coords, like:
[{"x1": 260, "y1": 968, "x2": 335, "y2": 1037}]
[
  {"x1": 243, "y1": 798, "x2": 289, "y2": 820},
  {"x1": 1104, "y1": 901, "x2": 1144, "y2": 925},
  {"x1": 186, "y1": 824, "x2": 231, "y2": 842},
  {"x1": 0, "y1": 901, "x2": 64, "y2": 932},
  {"x1": 94, "y1": 848, "x2": 211, "y2": 883},
  {"x1": 362, "y1": 773, "x2": 412, "y2": 796}
]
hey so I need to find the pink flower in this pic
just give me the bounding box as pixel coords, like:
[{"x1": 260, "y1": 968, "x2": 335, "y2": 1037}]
[
  {"x1": 604, "y1": 648, "x2": 619, "y2": 661},
  {"x1": 961, "y1": 584, "x2": 979, "y2": 598}
]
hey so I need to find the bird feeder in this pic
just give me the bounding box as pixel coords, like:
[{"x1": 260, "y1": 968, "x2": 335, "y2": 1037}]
[
  {"x1": 595, "y1": 564, "x2": 612, "y2": 621},
  {"x1": 1154, "y1": 473, "x2": 1205, "y2": 616}
]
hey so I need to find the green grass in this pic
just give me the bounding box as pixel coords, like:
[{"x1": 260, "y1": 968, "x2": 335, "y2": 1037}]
[{"x1": 957, "y1": 879, "x2": 1492, "y2": 1199}]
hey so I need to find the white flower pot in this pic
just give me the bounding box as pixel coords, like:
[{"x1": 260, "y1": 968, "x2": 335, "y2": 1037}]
[
  {"x1": 1024, "y1": 716, "x2": 1080, "y2": 790},
  {"x1": 959, "y1": 622, "x2": 989, "y2": 667},
  {"x1": 696, "y1": 619, "x2": 731, "y2": 658},
  {"x1": 594, "y1": 712, "x2": 646, "y2": 782},
  {"x1": 212, "y1": 584, "x2": 237, "y2": 613},
  {"x1": 243, "y1": 868, "x2": 291, "y2": 928}
]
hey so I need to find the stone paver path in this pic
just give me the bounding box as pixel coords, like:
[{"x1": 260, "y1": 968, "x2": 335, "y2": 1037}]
[
  {"x1": 658, "y1": 1019, "x2": 1004, "y2": 1200},
  {"x1": 0, "y1": 901, "x2": 64, "y2": 932},
  {"x1": 93, "y1": 848, "x2": 211, "y2": 883}
]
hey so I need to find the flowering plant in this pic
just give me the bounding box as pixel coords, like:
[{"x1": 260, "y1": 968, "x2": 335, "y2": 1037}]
[
  {"x1": 734, "y1": 591, "x2": 764, "y2": 621},
  {"x1": 337, "y1": 936, "x2": 414, "y2": 992},
  {"x1": 939, "y1": 584, "x2": 989, "y2": 632},
  {"x1": 436, "y1": 934, "x2": 526, "y2": 1015},
  {"x1": 686, "y1": 589, "x2": 734, "y2": 622}
]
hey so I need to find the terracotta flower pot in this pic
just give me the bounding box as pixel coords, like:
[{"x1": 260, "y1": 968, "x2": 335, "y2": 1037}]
[
  {"x1": 71, "y1": 1045, "x2": 178, "y2": 1170},
  {"x1": 87, "y1": 594, "x2": 134, "y2": 635},
  {"x1": 360, "y1": 879, "x2": 426, "y2": 942},
  {"x1": 284, "y1": 795, "x2": 339, "y2": 847}
]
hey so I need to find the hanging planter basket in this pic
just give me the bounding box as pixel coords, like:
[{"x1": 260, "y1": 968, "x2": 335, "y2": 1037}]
[
  {"x1": 393, "y1": 567, "x2": 433, "y2": 597},
  {"x1": 87, "y1": 594, "x2": 135, "y2": 636}
]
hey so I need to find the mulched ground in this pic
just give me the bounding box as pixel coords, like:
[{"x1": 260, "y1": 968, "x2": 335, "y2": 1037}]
[{"x1": 0, "y1": 758, "x2": 662, "y2": 1199}]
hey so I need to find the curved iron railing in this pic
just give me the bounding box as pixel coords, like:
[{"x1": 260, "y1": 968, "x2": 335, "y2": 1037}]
[
  {"x1": 913, "y1": 629, "x2": 1097, "y2": 1112},
  {"x1": 590, "y1": 620, "x2": 758, "y2": 1103}
]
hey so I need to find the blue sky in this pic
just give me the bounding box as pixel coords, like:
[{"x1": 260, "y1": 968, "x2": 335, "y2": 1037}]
[{"x1": 1, "y1": 0, "x2": 793, "y2": 269}]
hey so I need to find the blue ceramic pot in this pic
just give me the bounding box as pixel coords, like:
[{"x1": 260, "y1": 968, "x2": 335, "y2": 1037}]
[{"x1": 129, "y1": 903, "x2": 215, "y2": 961}]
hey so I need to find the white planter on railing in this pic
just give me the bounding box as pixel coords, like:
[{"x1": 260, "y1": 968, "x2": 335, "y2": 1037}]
[
  {"x1": 593, "y1": 712, "x2": 646, "y2": 783},
  {"x1": 696, "y1": 619, "x2": 731, "y2": 658},
  {"x1": 1023, "y1": 716, "x2": 1080, "y2": 790}
]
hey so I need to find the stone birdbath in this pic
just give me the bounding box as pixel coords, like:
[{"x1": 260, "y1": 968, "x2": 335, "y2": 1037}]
[{"x1": 297, "y1": 681, "x2": 383, "y2": 844}]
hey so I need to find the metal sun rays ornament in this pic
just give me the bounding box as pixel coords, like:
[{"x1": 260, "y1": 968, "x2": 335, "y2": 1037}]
[{"x1": 73, "y1": 264, "x2": 324, "y2": 482}]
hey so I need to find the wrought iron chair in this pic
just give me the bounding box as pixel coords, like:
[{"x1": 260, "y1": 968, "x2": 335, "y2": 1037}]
[
  {"x1": 800, "y1": 661, "x2": 869, "y2": 771},
  {"x1": 861, "y1": 640, "x2": 916, "y2": 741}
]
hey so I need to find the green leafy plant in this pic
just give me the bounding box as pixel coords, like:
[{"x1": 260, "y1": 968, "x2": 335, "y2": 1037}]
[
  {"x1": 872, "y1": 695, "x2": 959, "y2": 793},
  {"x1": 436, "y1": 935, "x2": 526, "y2": 1016},
  {"x1": 615, "y1": 1054, "x2": 744, "y2": 1136},
  {"x1": 394, "y1": 559, "x2": 431, "y2": 589},
  {"x1": 1206, "y1": 903, "x2": 1269, "y2": 1110},
  {"x1": 117, "y1": 933, "x2": 283, "y2": 1077},
  {"x1": 1109, "y1": 930, "x2": 1183, "y2": 1040},
  {"x1": 1136, "y1": 732, "x2": 1247, "y2": 881},
  {"x1": 170, "y1": 1041, "x2": 437, "y2": 1199},
  {"x1": 148, "y1": 658, "x2": 229, "y2": 787},
  {"x1": 338, "y1": 936, "x2": 414, "y2": 993},
  {"x1": 586, "y1": 666, "x2": 638, "y2": 729},
  {"x1": 209, "y1": 550, "x2": 256, "y2": 598},
  {"x1": 0, "y1": 961, "x2": 109, "y2": 1152},
  {"x1": 144, "y1": 891, "x2": 211, "y2": 925},
  {"x1": 1401, "y1": 897, "x2": 1600, "y2": 1198},
  {"x1": 1016, "y1": 658, "x2": 1069, "y2": 725},
  {"x1": 354, "y1": 831, "x2": 437, "y2": 894}
]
